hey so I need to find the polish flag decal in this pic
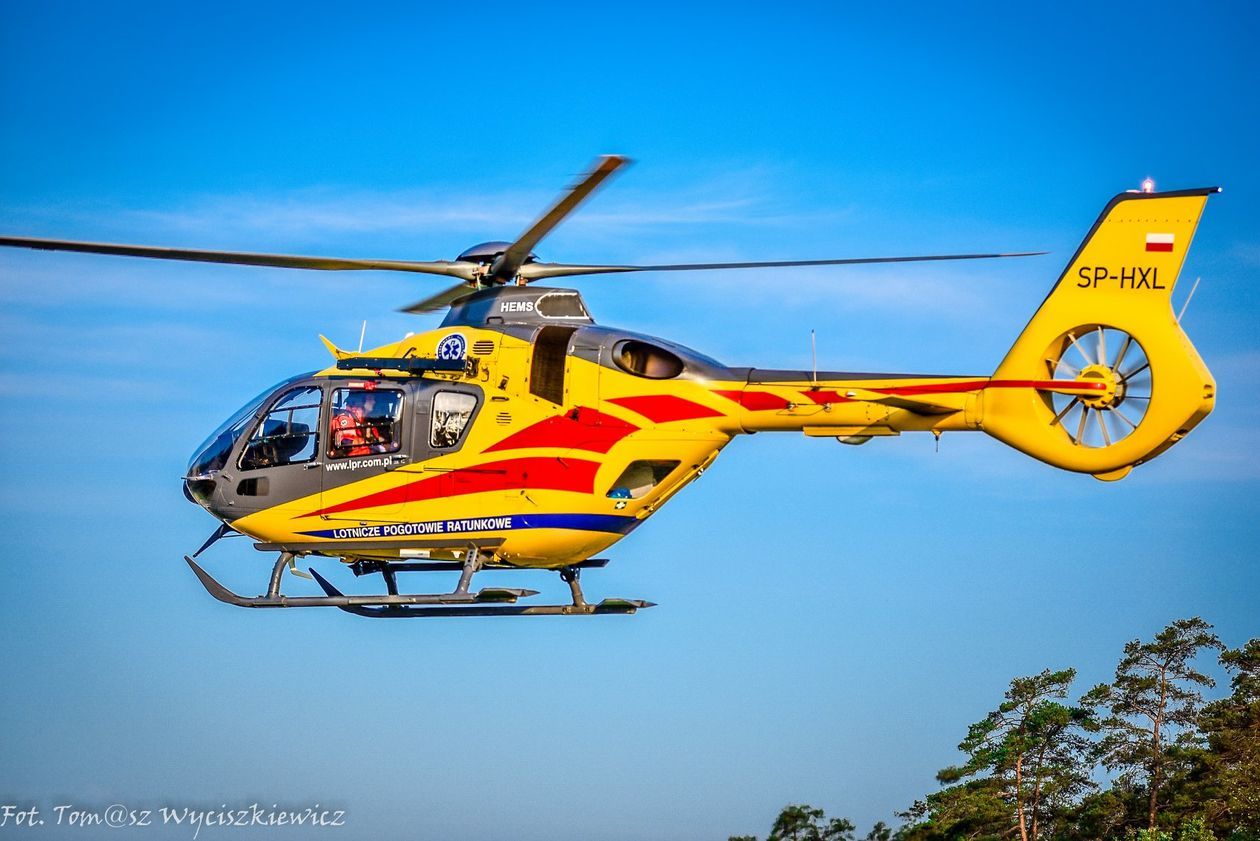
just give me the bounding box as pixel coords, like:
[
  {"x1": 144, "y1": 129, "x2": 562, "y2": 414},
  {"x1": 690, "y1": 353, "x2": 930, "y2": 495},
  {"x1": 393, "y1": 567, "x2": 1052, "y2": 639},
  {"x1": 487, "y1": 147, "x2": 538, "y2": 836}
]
[{"x1": 1146, "y1": 232, "x2": 1175, "y2": 252}]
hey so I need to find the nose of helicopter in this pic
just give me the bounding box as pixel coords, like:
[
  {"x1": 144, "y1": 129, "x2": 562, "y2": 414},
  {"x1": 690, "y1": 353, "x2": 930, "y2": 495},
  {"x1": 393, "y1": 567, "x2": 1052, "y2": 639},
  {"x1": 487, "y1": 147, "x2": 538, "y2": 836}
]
[
  {"x1": 184, "y1": 381, "x2": 277, "y2": 517},
  {"x1": 184, "y1": 432, "x2": 231, "y2": 515},
  {"x1": 183, "y1": 457, "x2": 234, "y2": 525},
  {"x1": 182, "y1": 471, "x2": 216, "y2": 509},
  {"x1": 182, "y1": 372, "x2": 317, "y2": 525},
  {"x1": 183, "y1": 451, "x2": 249, "y2": 532}
]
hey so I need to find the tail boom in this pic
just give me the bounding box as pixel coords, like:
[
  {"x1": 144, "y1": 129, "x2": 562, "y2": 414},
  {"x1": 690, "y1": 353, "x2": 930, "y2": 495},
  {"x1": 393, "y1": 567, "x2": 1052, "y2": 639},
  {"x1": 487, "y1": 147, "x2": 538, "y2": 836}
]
[
  {"x1": 708, "y1": 373, "x2": 1108, "y2": 438},
  {"x1": 707, "y1": 187, "x2": 1218, "y2": 479}
]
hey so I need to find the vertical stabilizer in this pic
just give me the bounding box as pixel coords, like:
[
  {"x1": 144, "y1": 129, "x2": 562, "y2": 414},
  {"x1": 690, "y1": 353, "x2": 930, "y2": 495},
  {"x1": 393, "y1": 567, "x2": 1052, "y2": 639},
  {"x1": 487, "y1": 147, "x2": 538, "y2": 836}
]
[{"x1": 983, "y1": 188, "x2": 1219, "y2": 479}]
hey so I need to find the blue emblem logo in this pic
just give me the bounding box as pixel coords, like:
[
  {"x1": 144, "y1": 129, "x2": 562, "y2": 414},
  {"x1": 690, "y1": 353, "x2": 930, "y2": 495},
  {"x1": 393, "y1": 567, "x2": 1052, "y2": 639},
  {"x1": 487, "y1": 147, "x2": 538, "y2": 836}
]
[{"x1": 436, "y1": 333, "x2": 467, "y2": 360}]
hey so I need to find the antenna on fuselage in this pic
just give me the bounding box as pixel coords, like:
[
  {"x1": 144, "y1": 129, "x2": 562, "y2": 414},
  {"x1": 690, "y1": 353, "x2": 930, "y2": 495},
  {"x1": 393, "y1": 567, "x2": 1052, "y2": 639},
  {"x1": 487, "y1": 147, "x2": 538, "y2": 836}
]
[
  {"x1": 358, "y1": 320, "x2": 367, "y2": 353},
  {"x1": 1176, "y1": 277, "x2": 1201, "y2": 324},
  {"x1": 810, "y1": 329, "x2": 818, "y2": 387}
]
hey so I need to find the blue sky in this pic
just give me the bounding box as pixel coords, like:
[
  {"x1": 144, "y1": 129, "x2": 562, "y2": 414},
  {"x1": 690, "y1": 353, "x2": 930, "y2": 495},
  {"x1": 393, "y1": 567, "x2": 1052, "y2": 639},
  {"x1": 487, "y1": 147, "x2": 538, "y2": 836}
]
[{"x1": 1, "y1": 2, "x2": 1257, "y2": 839}]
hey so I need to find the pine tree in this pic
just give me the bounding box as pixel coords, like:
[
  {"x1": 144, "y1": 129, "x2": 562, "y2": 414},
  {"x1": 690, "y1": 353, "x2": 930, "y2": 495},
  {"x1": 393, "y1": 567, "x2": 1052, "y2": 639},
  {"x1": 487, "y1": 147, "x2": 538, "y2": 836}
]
[
  {"x1": 896, "y1": 777, "x2": 1011, "y2": 840},
  {"x1": 1179, "y1": 639, "x2": 1260, "y2": 835},
  {"x1": 1084, "y1": 617, "x2": 1225, "y2": 833},
  {"x1": 863, "y1": 821, "x2": 892, "y2": 841},
  {"x1": 906, "y1": 668, "x2": 1096, "y2": 840},
  {"x1": 766, "y1": 804, "x2": 857, "y2": 841}
]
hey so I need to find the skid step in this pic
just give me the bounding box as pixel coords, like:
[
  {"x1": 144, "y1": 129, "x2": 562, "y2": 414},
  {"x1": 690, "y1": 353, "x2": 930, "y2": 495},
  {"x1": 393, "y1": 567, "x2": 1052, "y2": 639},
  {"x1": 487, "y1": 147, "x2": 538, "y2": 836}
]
[{"x1": 350, "y1": 557, "x2": 610, "y2": 576}]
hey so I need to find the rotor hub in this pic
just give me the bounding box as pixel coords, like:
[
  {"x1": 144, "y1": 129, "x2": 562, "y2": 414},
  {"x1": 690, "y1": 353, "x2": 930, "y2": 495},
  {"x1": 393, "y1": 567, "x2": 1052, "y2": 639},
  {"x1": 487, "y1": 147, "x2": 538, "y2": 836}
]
[
  {"x1": 456, "y1": 241, "x2": 511, "y2": 264},
  {"x1": 1078, "y1": 363, "x2": 1122, "y2": 409}
]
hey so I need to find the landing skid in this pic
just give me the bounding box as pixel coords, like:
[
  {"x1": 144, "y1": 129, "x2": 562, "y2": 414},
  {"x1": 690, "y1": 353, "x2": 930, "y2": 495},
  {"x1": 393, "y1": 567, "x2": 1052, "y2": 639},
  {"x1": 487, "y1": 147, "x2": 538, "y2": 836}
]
[{"x1": 183, "y1": 547, "x2": 654, "y2": 618}]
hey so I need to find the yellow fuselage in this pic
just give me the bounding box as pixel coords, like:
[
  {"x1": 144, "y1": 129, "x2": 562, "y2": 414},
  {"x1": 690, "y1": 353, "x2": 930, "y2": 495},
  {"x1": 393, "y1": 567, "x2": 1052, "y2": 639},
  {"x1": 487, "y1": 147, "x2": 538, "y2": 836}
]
[{"x1": 228, "y1": 322, "x2": 1019, "y2": 567}]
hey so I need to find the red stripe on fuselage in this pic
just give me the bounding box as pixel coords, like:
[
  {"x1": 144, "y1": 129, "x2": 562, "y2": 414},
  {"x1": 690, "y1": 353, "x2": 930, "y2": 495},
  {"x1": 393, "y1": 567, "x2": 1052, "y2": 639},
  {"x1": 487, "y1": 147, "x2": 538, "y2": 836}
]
[
  {"x1": 722, "y1": 379, "x2": 1107, "y2": 410},
  {"x1": 304, "y1": 457, "x2": 601, "y2": 518},
  {"x1": 485, "y1": 407, "x2": 637, "y2": 454},
  {"x1": 800, "y1": 390, "x2": 856, "y2": 405},
  {"x1": 992, "y1": 379, "x2": 1107, "y2": 392},
  {"x1": 1146, "y1": 242, "x2": 1174, "y2": 252},
  {"x1": 874, "y1": 379, "x2": 1105, "y2": 396},
  {"x1": 607, "y1": 395, "x2": 726, "y2": 422},
  {"x1": 712, "y1": 390, "x2": 793, "y2": 411}
]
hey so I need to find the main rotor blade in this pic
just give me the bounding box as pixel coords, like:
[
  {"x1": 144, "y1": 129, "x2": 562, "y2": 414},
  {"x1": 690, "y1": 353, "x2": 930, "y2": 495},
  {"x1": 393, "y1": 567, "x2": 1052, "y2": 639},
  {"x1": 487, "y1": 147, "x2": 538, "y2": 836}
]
[
  {"x1": 399, "y1": 283, "x2": 478, "y2": 314},
  {"x1": 490, "y1": 155, "x2": 629, "y2": 282},
  {"x1": 0, "y1": 235, "x2": 481, "y2": 281},
  {"x1": 517, "y1": 251, "x2": 1049, "y2": 281}
]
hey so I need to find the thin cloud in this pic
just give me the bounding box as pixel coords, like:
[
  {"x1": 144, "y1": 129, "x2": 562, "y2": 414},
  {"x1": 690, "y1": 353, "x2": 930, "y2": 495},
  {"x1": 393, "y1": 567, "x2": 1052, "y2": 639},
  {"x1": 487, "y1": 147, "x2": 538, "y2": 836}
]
[
  {"x1": 0, "y1": 250, "x2": 399, "y2": 312},
  {"x1": 0, "y1": 316, "x2": 228, "y2": 367},
  {"x1": 633, "y1": 258, "x2": 1033, "y2": 318},
  {"x1": 1228, "y1": 241, "x2": 1260, "y2": 268},
  {"x1": 0, "y1": 371, "x2": 182, "y2": 401},
  {"x1": 0, "y1": 166, "x2": 857, "y2": 252},
  {"x1": 1155, "y1": 426, "x2": 1260, "y2": 482}
]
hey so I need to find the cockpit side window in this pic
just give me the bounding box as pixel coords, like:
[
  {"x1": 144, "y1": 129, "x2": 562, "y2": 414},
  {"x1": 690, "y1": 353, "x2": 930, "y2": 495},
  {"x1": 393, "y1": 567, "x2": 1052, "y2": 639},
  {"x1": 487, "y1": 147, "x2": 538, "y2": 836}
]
[
  {"x1": 329, "y1": 388, "x2": 404, "y2": 459},
  {"x1": 239, "y1": 386, "x2": 322, "y2": 471},
  {"x1": 431, "y1": 391, "x2": 477, "y2": 448}
]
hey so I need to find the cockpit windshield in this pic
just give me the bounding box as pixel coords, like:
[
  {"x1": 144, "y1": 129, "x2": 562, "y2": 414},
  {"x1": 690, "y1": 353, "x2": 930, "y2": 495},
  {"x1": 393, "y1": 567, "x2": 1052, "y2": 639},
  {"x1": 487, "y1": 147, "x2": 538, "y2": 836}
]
[{"x1": 187, "y1": 373, "x2": 312, "y2": 477}]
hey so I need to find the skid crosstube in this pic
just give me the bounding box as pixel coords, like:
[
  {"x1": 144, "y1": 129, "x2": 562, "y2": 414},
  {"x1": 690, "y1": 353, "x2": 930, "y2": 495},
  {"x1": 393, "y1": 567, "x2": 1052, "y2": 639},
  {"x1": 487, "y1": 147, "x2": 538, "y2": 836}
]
[{"x1": 183, "y1": 554, "x2": 654, "y2": 618}]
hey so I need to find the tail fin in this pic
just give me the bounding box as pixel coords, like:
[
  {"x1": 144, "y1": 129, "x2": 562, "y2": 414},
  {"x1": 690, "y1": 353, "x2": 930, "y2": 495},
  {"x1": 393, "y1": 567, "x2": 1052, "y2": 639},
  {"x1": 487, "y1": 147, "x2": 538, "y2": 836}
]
[
  {"x1": 982, "y1": 187, "x2": 1219, "y2": 480},
  {"x1": 318, "y1": 334, "x2": 354, "y2": 361}
]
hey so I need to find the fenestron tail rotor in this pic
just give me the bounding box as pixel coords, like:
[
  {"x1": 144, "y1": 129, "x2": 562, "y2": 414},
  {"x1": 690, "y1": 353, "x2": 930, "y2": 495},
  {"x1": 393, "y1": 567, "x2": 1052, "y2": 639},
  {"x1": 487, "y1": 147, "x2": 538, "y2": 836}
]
[
  {"x1": 1045, "y1": 325, "x2": 1152, "y2": 448},
  {"x1": 0, "y1": 154, "x2": 1050, "y2": 315}
]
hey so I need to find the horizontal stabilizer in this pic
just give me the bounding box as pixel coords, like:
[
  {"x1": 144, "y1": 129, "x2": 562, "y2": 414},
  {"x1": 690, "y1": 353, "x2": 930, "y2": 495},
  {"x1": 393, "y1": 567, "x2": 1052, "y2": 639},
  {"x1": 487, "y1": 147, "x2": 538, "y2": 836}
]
[{"x1": 845, "y1": 388, "x2": 960, "y2": 415}]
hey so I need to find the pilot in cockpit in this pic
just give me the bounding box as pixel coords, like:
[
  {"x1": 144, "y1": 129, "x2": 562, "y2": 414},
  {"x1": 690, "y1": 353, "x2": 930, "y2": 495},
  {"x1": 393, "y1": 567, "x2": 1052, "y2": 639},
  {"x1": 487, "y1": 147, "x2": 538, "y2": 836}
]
[{"x1": 331, "y1": 391, "x2": 388, "y2": 457}]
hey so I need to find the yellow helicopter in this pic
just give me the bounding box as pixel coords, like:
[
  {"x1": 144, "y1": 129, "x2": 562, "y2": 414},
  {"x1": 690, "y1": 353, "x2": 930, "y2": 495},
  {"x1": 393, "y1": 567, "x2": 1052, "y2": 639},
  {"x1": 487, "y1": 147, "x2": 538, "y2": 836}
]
[{"x1": 0, "y1": 158, "x2": 1218, "y2": 617}]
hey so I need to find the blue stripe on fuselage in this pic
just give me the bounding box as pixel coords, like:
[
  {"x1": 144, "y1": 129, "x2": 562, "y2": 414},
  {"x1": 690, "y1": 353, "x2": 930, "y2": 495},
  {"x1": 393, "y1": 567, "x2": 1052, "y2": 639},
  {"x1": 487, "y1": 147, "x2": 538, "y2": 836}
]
[{"x1": 295, "y1": 512, "x2": 640, "y2": 541}]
